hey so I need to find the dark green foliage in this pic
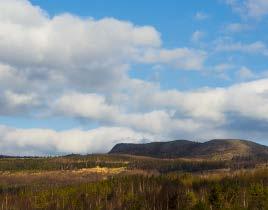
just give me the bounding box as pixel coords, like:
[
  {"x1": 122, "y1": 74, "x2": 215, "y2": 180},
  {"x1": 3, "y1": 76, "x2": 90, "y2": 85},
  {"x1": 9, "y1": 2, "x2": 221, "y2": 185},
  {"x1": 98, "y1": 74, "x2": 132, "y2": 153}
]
[
  {"x1": 192, "y1": 201, "x2": 210, "y2": 210},
  {"x1": 248, "y1": 183, "x2": 268, "y2": 210},
  {"x1": 209, "y1": 184, "x2": 224, "y2": 209}
]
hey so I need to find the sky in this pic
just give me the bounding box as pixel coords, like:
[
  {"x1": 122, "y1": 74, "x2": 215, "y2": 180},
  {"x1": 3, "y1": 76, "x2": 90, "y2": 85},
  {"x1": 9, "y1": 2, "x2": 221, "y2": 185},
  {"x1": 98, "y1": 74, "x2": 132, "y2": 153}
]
[{"x1": 0, "y1": 0, "x2": 268, "y2": 155}]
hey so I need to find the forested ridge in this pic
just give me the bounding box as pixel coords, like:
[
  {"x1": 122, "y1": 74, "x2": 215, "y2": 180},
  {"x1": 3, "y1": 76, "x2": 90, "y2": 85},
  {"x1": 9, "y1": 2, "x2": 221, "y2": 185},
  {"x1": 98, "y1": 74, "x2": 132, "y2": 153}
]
[{"x1": 110, "y1": 139, "x2": 268, "y2": 160}]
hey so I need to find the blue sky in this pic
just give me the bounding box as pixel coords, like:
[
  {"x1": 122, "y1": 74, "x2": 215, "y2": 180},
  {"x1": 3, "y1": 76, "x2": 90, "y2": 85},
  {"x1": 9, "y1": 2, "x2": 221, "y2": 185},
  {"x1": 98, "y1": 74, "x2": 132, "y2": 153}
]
[{"x1": 0, "y1": 0, "x2": 268, "y2": 155}]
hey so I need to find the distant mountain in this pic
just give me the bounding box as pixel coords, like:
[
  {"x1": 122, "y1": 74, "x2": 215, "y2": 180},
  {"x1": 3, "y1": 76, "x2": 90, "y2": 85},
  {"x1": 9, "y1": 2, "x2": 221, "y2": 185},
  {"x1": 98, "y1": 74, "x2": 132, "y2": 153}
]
[{"x1": 109, "y1": 139, "x2": 268, "y2": 160}]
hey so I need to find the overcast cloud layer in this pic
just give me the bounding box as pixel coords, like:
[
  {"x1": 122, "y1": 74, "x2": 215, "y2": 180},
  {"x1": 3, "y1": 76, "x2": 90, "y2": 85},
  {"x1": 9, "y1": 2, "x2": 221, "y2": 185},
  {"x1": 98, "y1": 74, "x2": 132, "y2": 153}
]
[{"x1": 0, "y1": 0, "x2": 267, "y2": 155}]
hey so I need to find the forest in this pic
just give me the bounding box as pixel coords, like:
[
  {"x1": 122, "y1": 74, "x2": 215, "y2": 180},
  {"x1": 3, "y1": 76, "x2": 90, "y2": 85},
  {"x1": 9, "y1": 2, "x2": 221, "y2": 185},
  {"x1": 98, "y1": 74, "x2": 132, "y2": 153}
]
[{"x1": 0, "y1": 154, "x2": 267, "y2": 210}]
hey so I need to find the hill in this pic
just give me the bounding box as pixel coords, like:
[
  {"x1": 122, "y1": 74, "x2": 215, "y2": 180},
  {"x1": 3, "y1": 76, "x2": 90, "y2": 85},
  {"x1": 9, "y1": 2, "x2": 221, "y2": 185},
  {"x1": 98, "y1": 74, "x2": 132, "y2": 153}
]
[{"x1": 109, "y1": 139, "x2": 268, "y2": 160}]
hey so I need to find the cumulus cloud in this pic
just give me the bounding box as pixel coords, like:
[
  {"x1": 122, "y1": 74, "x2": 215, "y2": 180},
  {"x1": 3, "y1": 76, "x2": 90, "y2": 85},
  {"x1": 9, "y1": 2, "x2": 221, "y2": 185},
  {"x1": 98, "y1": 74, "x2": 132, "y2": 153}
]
[
  {"x1": 139, "y1": 79, "x2": 268, "y2": 123},
  {"x1": 0, "y1": 0, "x2": 48, "y2": 26},
  {"x1": 0, "y1": 0, "x2": 207, "y2": 116},
  {"x1": 55, "y1": 93, "x2": 121, "y2": 123},
  {"x1": 54, "y1": 78, "x2": 268, "y2": 137},
  {"x1": 0, "y1": 0, "x2": 206, "y2": 122},
  {"x1": 0, "y1": 0, "x2": 206, "y2": 97},
  {"x1": 0, "y1": 90, "x2": 40, "y2": 115},
  {"x1": 55, "y1": 92, "x2": 203, "y2": 135},
  {"x1": 0, "y1": 8, "x2": 161, "y2": 68},
  {"x1": 148, "y1": 79, "x2": 268, "y2": 122},
  {"x1": 0, "y1": 13, "x2": 160, "y2": 91},
  {"x1": 0, "y1": 0, "x2": 267, "y2": 155}
]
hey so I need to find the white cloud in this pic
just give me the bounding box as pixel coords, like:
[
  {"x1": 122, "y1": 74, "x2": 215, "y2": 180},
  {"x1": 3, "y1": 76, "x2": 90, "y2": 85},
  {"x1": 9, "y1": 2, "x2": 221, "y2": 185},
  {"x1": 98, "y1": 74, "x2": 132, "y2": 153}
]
[
  {"x1": 245, "y1": 0, "x2": 268, "y2": 18},
  {"x1": 0, "y1": 90, "x2": 40, "y2": 115},
  {"x1": 210, "y1": 63, "x2": 234, "y2": 80},
  {"x1": 4, "y1": 91, "x2": 39, "y2": 107},
  {"x1": 0, "y1": 0, "x2": 210, "y2": 130},
  {"x1": 132, "y1": 88, "x2": 227, "y2": 122},
  {"x1": 0, "y1": 11, "x2": 161, "y2": 91},
  {"x1": 55, "y1": 93, "x2": 121, "y2": 122},
  {"x1": 224, "y1": 23, "x2": 251, "y2": 33},
  {"x1": 55, "y1": 78, "x2": 268, "y2": 136},
  {"x1": 195, "y1": 12, "x2": 209, "y2": 20},
  {"x1": 2, "y1": 77, "x2": 268, "y2": 155},
  {"x1": 139, "y1": 48, "x2": 207, "y2": 70},
  {"x1": 0, "y1": 0, "x2": 267, "y2": 155},
  {"x1": 55, "y1": 92, "x2": 203, "y2": 135},
  {"x1": 215, "y1": 39, "x2": 268, "y2": 56},
  {"x1": 191, "y1": 30, "x2": 205, "y2": 43},
  {"x1": 225, "y1": 79, "x2": 268, "y2": 120},
  {"x1": 0, "y1": 0, "x2": 48, "y2": 26},
  {"x1": 0, "y1": 0, "x2": 206, "y2": 95},
  {"x1": 0, "y1": 0, "x2": 208, "y2": 118},
  {"x1": 236, "y1": 66, "x2": 256, "y2": 80},
  {"x1": 0, "y1": 64, "x2": 29, "y2": 91},
  {"x1": 113, "y1": 78, "x2": 268, "y2": 123},
  {"x1": 0, "y1": 12, "x2": 162, "y2": 68},
  {"x1": 225, "y1": 0, "x2": 268, "y2": 19},
  {"x1": 214, "y1": 63, "x2": 234, "y2": 72},
  {"x1": 0, "y1": 125, "x2": 156, "y2": 155}
]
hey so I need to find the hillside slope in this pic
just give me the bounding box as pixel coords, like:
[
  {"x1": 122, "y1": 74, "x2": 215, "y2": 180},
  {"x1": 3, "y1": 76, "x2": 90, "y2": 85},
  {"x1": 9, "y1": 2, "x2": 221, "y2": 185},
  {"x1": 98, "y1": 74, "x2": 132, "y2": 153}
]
[{"x1": 109, "y1": 139, "x2": 268, "y2": 160}]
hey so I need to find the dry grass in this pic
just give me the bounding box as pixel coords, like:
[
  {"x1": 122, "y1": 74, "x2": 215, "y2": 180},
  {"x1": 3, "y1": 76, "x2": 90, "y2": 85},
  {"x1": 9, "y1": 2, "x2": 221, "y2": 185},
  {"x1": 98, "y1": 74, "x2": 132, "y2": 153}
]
[
  {"x1": 0, "y1": 167, "x2": 127, "y2": 187},
  {"x1": 75, "y1": 166, "x2": 125, "y2": 174}
]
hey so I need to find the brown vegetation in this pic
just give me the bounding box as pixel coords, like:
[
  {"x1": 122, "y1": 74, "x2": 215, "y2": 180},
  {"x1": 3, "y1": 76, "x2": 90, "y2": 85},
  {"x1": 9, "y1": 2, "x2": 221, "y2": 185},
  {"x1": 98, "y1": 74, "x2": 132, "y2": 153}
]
[{"x1": 0, "y1": 153, "x2": 267, "y2": 209}]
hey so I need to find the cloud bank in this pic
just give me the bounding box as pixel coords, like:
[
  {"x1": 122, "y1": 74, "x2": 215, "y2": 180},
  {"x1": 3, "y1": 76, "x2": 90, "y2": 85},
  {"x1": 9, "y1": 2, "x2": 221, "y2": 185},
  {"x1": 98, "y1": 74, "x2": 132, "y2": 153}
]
[
  {"x1": 0, "y1": 125, "x2": 156, "y2": 155},
  {"x1": 0, "y1": 0, "x2": 267, "y2": 155}
]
